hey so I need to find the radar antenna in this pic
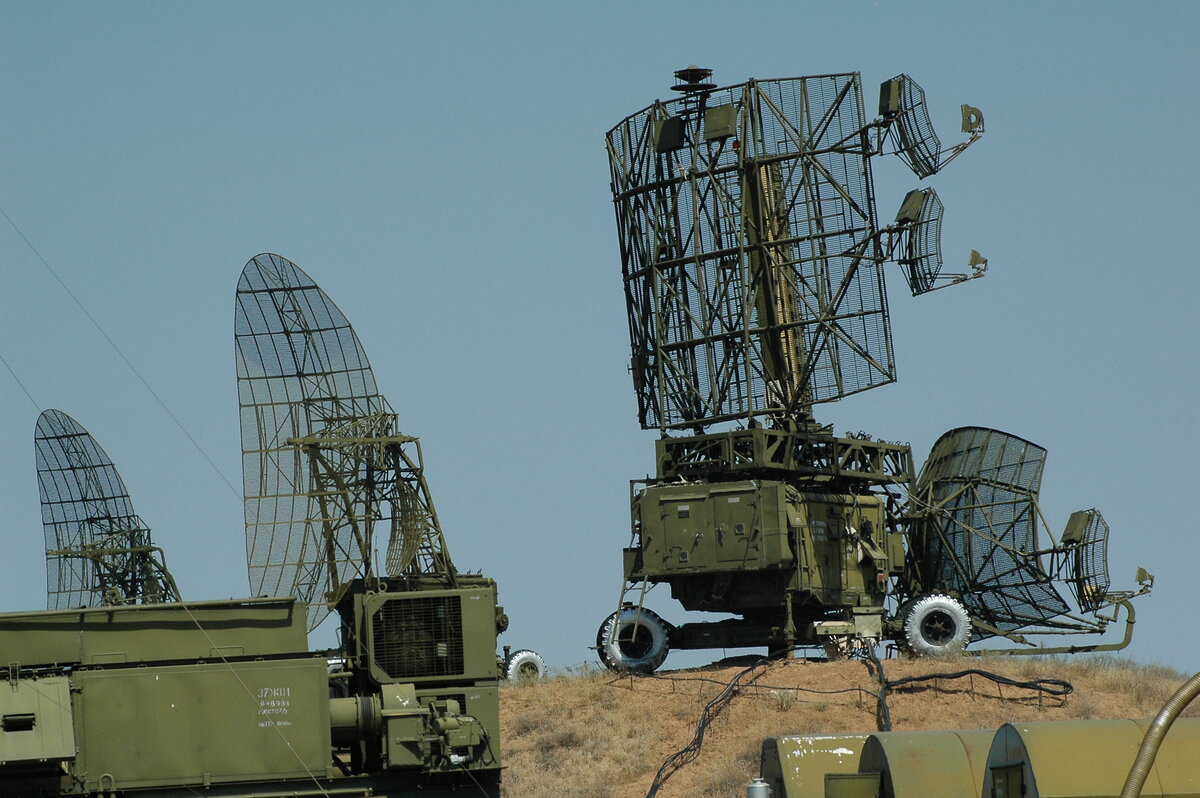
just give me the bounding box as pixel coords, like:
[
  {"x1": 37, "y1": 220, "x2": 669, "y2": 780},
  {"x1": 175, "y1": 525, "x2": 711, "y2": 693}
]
[
  {"x1": 887, "y1": 188, "x2": 986, "y2": 295},
  {"x1": 609, "y1": 72, "x2": 900, "y2": 430},
  {"x1": 879, "y1": 74, "x2": 984, "y2": 178},
  {"x1": 908, "y1": 427, "x2": 1071, "y2": 637},
  {"x1": 35, "y1": 409, "x2": 181, "y2": 608},
  {"x1": 597, "y1": 68, "x2": 1146, "y2": 672},
  {"x1": 907, "y1": 427, "x2": 1147, "y2": 641},
  {"x1": 607, "y1": 70, "x2": 988, "y2": 434},
  {"x1": 235, "y1": 253, "x2": 455, "y2": 631}
]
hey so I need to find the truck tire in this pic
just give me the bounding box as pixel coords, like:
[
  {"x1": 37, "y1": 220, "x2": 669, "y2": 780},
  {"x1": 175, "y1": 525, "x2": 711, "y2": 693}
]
[
  {"x1": 596, "y1": 607, "x2": 671, "y2": 673},
  {"x1": 503, "y1": 649, "x2": 546, "y2": 682},
  {"x1": 903, "y1": 594, "x2": 971, "y2": 657}
]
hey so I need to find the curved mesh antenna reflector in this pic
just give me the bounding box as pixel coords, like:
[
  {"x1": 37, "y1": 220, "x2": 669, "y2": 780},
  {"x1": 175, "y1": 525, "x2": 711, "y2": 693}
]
[
  {"x1": 885, "y1": 74, "x2": 942, "y2": 179},
  {"x1": 1064, "y1": 509, "x2": 1111, "y2": 613},
  {"x1": 235, "y1": 254, "x2": 453, "y2": 630},
  {"x1": 386, "y1": 475, "x2": 432, "y2": 575},
  {"x1": 912, "y1": 427, "x2": 1069, "y2": 639},
  {"x1": 896, "y1": 188, "x2": 945, "y2": 296},
  {"x1": 607, "y1": 74, "x2": 893, "y2": 431},
  {"x1": 35, "y1": 409, "x2": 180, "y2": 609}
]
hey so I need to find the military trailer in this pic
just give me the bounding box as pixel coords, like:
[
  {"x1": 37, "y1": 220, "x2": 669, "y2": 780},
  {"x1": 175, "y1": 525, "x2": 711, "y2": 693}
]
[
  {"x1": 0, "y1": 585, "x2": 505, "y2": 797},
  {"x1": 757, "y1": 717, "x2": 1200, "y2": 798}
]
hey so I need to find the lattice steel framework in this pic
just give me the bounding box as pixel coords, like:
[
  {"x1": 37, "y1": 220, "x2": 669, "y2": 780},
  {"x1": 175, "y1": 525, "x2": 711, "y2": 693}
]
[
  {"x1": 910, "y1": 427, "x2": 1073, "y2": 638},
  {"x1": 235, "y1": 253, "x2": 455, "y2": 630},
  {"x1": 607, "y1": 73, "x2": 894, "y2": 431},
  {"x1": 35, "y1": 409, "x2": 180, "y2": 609}
]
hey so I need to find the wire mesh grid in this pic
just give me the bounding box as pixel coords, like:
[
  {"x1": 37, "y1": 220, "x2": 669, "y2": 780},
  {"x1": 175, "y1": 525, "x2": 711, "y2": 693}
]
[
  {"x1": 899, "y1": 189, "x2": 945, "y2": 295},
  {"x1": 35, "y1": 409, "x2": 164, "y2": 608},
  {"x1": 371, "y1": 594, "x2": 465, "y2": 679},
  {"x1": 235, "y1": 254, "x2": 454, "y2": 629},
  {"x1": 236, "y1": 254, "x2": 391, "y2": 628},
  {"x1": 607, "y1": 74, "x2": 892, "y2": 430},
  {"x1": 915, "y1": 427, "x2": 1071, "y2": 636},
  {"x1": 888, "y1": 74, "x2": 942, "y2": 179},
  {"x1": 1069, "y1": 510, "x2": 1111, "y2": 612}
]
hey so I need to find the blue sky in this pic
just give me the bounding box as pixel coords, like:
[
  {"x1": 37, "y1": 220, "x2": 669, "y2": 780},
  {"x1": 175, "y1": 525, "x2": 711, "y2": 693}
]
[{"x1": 3, "y1": 2, "x2": 1197, "y2": 673}]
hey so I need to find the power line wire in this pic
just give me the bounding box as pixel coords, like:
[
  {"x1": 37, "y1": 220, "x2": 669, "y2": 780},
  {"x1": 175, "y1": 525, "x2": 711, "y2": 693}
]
[
  {"x1": 0, "y1": 349, "x2": 41, "y2": 411},
  {"x1": 1, "y1": 205, "x2": 240, "y2": 499}
]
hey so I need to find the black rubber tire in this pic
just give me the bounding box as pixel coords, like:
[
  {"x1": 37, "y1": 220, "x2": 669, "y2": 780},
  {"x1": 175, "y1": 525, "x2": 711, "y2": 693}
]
[
  {"x1": 503, "y1": 649, "x2": 546, "y2": 682},
  {"x1": 903, "y1": 594, "x2": 971, "y2": 657},
  {"x1": 595, "y1": 607, "x2": 671, "y2": 673}
]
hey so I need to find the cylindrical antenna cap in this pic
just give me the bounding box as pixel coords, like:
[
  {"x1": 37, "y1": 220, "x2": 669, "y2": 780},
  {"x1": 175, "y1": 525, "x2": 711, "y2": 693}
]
[{"x1": 672, "y1": 65, "x2": 715, "y2": 93}]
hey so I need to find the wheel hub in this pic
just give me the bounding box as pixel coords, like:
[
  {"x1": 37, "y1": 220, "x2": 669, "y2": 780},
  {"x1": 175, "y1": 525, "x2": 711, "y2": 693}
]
[{"x1": 920, "y1": 610, "x2": 955, "y2": 645}]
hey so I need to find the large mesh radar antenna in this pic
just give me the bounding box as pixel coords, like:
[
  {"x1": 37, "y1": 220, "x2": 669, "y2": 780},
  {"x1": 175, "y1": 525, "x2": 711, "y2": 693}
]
[
  {"x1": 609, "y1": 71, "x2": 886, "y2": 430},
  {"x1": 909, "y1": 427, "x2": 1074, "y2": 638},
  {"x1": 606, "y1": 69, "x2": 985, "y2": 432},
  {"x1": 235, "y1": 253, "x2": 455, "y2": 631},
  {"x1": 35, "y1": 409, "x2": 181, "y2": 609}
]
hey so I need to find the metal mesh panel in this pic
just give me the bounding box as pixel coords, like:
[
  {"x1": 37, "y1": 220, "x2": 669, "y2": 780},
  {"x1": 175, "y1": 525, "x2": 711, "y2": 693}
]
[
  {"x1": 35, "y1": 409, "x2": 176, "y2": 608},
  {"x1": 1068, "y1": 510, "x2": 1111, "y2": 613},
  {"x1": 913, "y1": 427, "x2": 1069, "y2": 637},
  {"x1": 371, "y1": 595, "x2": 464, "y2": 679},
  {"x1": 236, "y1": 254, "x2": 382, "y2": 629},
  {"x1": 235, "y1": 254, "x2": 454, "y2": 631},
  {"x1": 898, "y1": 189, "x2": 945, "y2": 296},
  {"x1": 607, "y1": 74, "x2": 892, "y2": 430},
  {"x1": 917, "y1": 426, "x2": 1045, "y2": 492},
  {"x1": 888, "y1": 75, "x2": 942, "y2": 179}
]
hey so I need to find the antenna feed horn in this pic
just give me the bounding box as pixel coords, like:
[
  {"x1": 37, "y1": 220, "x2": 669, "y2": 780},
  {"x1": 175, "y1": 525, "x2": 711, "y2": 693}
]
[{"x1": 961, "y1": 104, "x2": 984, "y2": 134}]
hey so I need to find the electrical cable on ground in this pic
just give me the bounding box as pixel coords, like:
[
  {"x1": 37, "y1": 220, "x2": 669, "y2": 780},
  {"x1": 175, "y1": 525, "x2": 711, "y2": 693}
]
[
  {"x1": 642, "y1": 658, "x2": 771, "y2": 798},
  {"x1": 883, "y1": 667, "x2": 1073, "y2": 696},
  {"x1": 863, "y1": 645, "x2": 894, "y2": 731},
  {"x1": 637, "y1": 669, "x2": 877, "y2": 700},
  {"x1": 860, "y1": 646, "x2": 1075, "y2": 732}
]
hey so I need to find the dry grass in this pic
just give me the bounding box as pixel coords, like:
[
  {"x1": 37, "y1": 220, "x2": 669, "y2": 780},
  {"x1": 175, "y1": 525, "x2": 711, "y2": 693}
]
[
  {"x1": 499, "y1": 656, "x2": 1195, "y2": 798},
  {"x1": 1052, "y1": 655, "x2": 1194, "y2": 712},
  {"x1": 499, "y1": 665, "x2": 660, "y2": 798}
]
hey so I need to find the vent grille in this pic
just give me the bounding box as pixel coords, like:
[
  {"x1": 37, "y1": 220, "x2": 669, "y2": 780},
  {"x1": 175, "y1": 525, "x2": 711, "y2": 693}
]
[{"x1": 371, "y1": 595, "x2": 464, "y2": 679}]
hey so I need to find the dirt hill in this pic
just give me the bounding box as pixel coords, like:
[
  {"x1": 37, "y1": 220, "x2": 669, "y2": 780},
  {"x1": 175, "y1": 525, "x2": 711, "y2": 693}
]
[{"x1": 497, "y1": 654, "x2": 1196, "y2": 798}]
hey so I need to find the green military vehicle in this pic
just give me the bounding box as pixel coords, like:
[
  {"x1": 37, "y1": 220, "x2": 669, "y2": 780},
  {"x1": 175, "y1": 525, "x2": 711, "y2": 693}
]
[
  {"x1": 0, "y1": 584, "x2": 504, "y2": 797},
  {"x1": 0, "y1": 254, "x2": 539, "y2": 796},
  {"x1": 596, "y1": 69, "x2": 1150, "y2": 671}
]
